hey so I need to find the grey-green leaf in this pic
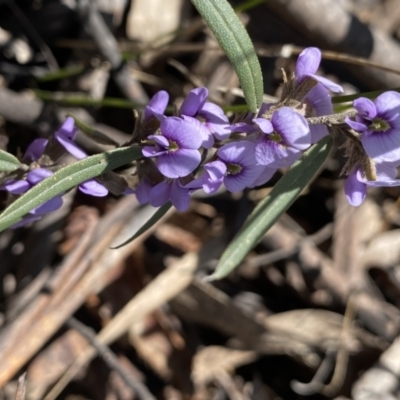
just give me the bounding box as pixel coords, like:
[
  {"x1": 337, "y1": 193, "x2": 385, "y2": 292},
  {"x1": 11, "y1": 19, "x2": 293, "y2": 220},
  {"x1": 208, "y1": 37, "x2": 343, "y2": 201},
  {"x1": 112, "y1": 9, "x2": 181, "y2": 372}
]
[
  {"x1": 0, "y1": 150, "x2": 21, "y2": 172},
  {"x1": 209, "y1": 136, "x2": 333, "y2": 280},
  {"x1": 0, "y1": 146, "x2": 142, "y2": 232},
  {"x1": 191, "y1": 0, "x2": 263, "y2": 112},
  {"x1": 111, "y1": 202, "x2": 172, "y2": 249}
]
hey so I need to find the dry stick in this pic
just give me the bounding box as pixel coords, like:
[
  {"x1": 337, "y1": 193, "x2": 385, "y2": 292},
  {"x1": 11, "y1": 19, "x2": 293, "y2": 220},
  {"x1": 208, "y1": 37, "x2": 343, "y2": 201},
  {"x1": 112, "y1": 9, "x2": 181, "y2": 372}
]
[
  {"x1": 66, "y1": 317, "x2": 157, "y2": 400},
  {"x1": 77, "y1": 0, "x2": 148, "y2": 104},
  {"x1": 44, "y1": 252, "x2": 198, "y2": 400}
]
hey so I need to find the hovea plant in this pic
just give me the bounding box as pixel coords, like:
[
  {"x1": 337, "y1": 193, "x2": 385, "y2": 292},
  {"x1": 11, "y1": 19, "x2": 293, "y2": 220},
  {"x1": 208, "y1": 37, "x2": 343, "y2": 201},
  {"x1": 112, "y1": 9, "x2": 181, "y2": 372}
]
[{"x1": 1, "y1": 0, "x2": 399, "y2": 280}]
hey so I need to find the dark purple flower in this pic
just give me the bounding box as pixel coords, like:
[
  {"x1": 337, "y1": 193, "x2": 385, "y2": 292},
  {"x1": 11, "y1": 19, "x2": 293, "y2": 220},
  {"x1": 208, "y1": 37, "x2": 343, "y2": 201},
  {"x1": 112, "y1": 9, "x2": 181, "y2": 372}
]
[
  {"x1": 345, "y1": 92, "x2": 400, "y2": 163},
  {"x1": 295, "y1": 47, "x2": 343, "y2": 93},
  {"x1": 344, "y1": 163, "x2": 400, "y2": 206},
  {"x1": 142, "y1": 116, "x2": 202, "y2": 178},
  {"x1": 254, "y1": 107, "x2": 311, "y2": 167}
]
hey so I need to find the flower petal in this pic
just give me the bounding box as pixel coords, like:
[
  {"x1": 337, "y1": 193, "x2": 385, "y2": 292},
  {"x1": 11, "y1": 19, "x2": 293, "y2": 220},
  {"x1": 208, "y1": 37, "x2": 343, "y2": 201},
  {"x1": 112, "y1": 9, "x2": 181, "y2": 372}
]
[
  {"x1": 24, "y1": 138, "x2": 48, "y2": 161},
  {"x1": 149, "y1": 180, "x2": 170, "y2": 207},
  {"x1": 353, "y1": 97, "x2": 377, "y2": 119},
  {"x1": 27, "y1": 168, "x2": 53, "y2": 185},
  {"x1": 305, "y1": 84, "x2": 333, "y2": 117},
  {"x1": 310, "y1": 75, "x2": 343, "y2": 93},
  {"x1": 248, "y1": 166, "x2": 276, "y2": 188},
  {"x1": 217, "y1": 141, "x2": 257, "y2": 167},
  {"x1": 56, "y1": 117, "x2": 77, "y2": 140},
  {"x1": 135, "y1": 179, "x2": 153, "y2": 204},
  {"x1": 157, "y1": 148, "x2": 201, "y2": 178},
  {"x1": 345, "y1": 117, "x2": 368, "y2": 132},
  {"x1": 170, "y1": 181, "x2": 191, "y2": 212},
  {"x1": 145, "y1": 90, "x2": 169, "y2": 120},
  {"x1": 272, "y1": 107, "x2": 311, "y2": 150},
  {"x1": 295, "y1": 47, "x2": 321, "y2": 79},
  {"x1": 253, "y1": 118, "x2": 274, "y2": 134},
  {"x1": 344, "y1": 170, "x2": 366, "y2": 206},
  {"x1": 359, "y1": 163, "x2": 400, "y2": 187},
  {"x1": 31, "y1": 196, "x2": 63, "y2": 215},
  {"x1": 79, "y1": 179, "x2": 108, "y2": 197},
  {"x1": 362, "y1": 129, "x2": 400, "y2": 163},
  {"x1": 182, "y1": 116, "x2": 214, "y2": 149},
  {"x1": 148, "y1": 135, "x2": 170, "y2": 148},
  {"x1": 161, "y1": 117, "x2": 203, "y2": 149},
  {"x1": 55, "y1": 132, "x2": 87, "y2": 159},
  {"x1": 180, "y1": 87, "x2": 208, "y2": 117},
  {"x1": 374, "y1": 91, "x2": 400, "y2": 120},
  {"x1": 2, "y1": 179, "x2": 30, "y2": 194}
]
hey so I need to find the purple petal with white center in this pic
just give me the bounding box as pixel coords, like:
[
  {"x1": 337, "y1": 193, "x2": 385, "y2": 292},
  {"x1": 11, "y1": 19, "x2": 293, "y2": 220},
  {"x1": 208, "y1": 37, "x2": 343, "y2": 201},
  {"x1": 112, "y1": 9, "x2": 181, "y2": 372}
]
[
  {"x1": 157, "y1": 148, "x2": 201, "y2": 178},
  {"x1": 145, "y1": 90, "x2": 169, "y2": 120},
  {"x1": 31, "y1": 196, "x2": 63, "y2": 215},
  {"x1": 353, "y1": 97, "x2": 376, "y2": 119},
  {"x1": 310, "y1": 75, "x2": 343, "y2": 93},
  {"x1": 161, "y1": 117, "x2": 203, "y2": 149},
  {"x1": 55, "y1": 132, "x2": 87, "y2": 159},
  {"x1": 345, "y1": 117, "x2": 368, "y2": 132},
  {"x1": 344, "y1": 169, "x2": 366, "y2": 206},
  {"x1": 253, "y1": 118, "x2": 274, "y2": 134},
  {"x1": 135, "y1": 179, "x2": 153, "y2": 204},
  {"x1": 79, "y1": 179, "x2": 108, "y2": 197},
  {"x1": 24, "y1": 138, "x2": 48, "y2": 161},
  {"x1": 149, "y1": 180, "x2": 170, "y2": 207},
  {"x1": 255, "y1": 139, "x2": 301, "y2": 167},
  {"x1": 180, "y1": 87, "x2": 208, "y2": 117},
  {"x1": 27, "y1": 168, "x2": 53, "y2": 185},
  {"x1": 170, "y1": 181, "x2": 191, "y2": 212},
  {"x1": 362, "y1": 128, "x2": 400, "y2": 163},
  {"x1": 182, "y1": 116, "x2": 214, "y2": 149},
  {"x1": 295, "y1": 47, "x2": 321, "y2": 79},
  {"x1": 148, "y1": 135, "x2": 170, "y2": 148},
  {"x1": 2, "y1": 179, "x2": 30, "y2": 194},
  {"x1": 272, "y1": 107, "x2": 311, "y2": 150},
  {"x1": 374, "y1": 91, "x2": 400, "y2": 119},
  {"x1": 248, "y1": 166, "x2": 276, "y2": 188}
]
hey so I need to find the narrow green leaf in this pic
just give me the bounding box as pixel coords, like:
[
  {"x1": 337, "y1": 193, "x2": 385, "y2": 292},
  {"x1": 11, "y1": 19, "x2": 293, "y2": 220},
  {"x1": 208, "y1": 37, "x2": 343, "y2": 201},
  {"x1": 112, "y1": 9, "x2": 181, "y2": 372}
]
[
  {"x1": 0, "y1": 146, "x2": 142, "y2": 231},
  {"x1": 191, "y1": 0, "x2": 263, "y2": 112},
  {"x1": 111, "y1": 202, "x2": 173, "y2": 249},
  {"x1": 209, "y1": 136, "x2": 332, "y2": 280},
  {"x1": 0, "y1": 150, "x2": 21, "y2": 172}
]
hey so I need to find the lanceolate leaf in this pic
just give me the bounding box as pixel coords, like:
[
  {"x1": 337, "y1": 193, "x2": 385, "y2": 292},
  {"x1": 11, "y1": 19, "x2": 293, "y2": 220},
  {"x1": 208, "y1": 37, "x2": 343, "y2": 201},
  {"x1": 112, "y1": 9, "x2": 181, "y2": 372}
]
[
  {"x1": 208, "y1": 136, "x2": 333, "y2": 280},
  {"x1": 0, "y1": 150, "x2": 21, "y2": 172},
  {"x1": 191, "y1": 0, "x2": 263, "y2": 112},
  {"x1": 0, "y1": 146, "x2": 142, "y2": 231},
  {"x1": 111, "y1": 202, "x2": 173, "y2": 249}
]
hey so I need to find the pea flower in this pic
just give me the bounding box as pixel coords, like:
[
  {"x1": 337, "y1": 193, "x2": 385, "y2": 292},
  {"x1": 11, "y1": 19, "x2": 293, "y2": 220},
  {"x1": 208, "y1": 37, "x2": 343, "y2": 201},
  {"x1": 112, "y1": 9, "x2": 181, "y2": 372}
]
[
  {"x1": 142, "y1": 116, "x2": 202, "y2": 178},
  {"x1": 254, "y1": 107, "x2": 311, "y2": 167},
  {"x1": 344, "y1": 163, "x2": 400, "y2": 206},
  {"x1": 345, "y1": 92, "x2": 400, "y2": 163}
]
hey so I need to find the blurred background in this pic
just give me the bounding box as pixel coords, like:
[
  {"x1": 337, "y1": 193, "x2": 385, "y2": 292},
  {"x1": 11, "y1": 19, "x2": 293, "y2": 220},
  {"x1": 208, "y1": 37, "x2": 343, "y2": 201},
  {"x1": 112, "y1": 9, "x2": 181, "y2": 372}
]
[{"x1": 1, "y1": 0, "x2": 400, "y2": 399}]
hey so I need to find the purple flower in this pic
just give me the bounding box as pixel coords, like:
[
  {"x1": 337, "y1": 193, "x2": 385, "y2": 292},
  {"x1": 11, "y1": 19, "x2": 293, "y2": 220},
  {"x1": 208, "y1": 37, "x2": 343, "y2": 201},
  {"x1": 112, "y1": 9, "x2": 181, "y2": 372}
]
[
  {"x1": 344, "y1": 163, "x2": 400, "y2": 206},
  {"x1": 55, "y1": 117, "x2": 87, "y2": 160},
  {"x1": 24, "y1": 138, "x2": 48, "y2": 161},
  {"x1": 345, "y1": 92, "x2": 400, "y2": 163},
  {"x1": 142, "y1": 116, "x2": 202, "y2": 178},
  {"x1": 144, "y1": 90, "x2": 169, "y2": 121},
  {"x1": 295, "y1": 47, "x2": 343, "y2": 93},
  {"x1": 149, "y1": 179, "x2": 192, "y2": 212},
  {"x1": 179, "y1": 87, "x2": 231, "y2": 147},
  {"x1": 254, "y1": 107, "x2": 311, "y2": 167}
]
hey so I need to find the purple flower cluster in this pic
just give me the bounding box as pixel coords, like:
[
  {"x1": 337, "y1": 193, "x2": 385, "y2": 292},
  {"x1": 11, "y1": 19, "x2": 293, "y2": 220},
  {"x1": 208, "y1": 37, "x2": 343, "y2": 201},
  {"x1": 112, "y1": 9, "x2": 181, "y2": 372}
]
[
  {"x1": 344, "y1": 92, "x2": 400, "y2": 205},
  {"x1": 1, "y1": 117, "x2": 108, "y2": 227},
  {"x1": 4, "y1": 45, "x2": 400, "y2": 226},
  {"x1": 138, "y1": 47, "x2": 342, "y2": 211}
]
